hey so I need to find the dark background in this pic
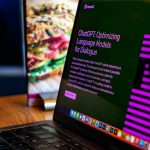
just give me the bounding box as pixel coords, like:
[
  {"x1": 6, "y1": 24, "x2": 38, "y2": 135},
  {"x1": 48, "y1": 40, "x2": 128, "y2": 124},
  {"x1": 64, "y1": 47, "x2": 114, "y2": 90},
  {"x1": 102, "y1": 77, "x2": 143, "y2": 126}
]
[
  {"x1": 0, "y1": 0, "x2": 26, "y2": 96},
  {"x1": 58, "y1": 0, "x2": 150, "y2": 129}
]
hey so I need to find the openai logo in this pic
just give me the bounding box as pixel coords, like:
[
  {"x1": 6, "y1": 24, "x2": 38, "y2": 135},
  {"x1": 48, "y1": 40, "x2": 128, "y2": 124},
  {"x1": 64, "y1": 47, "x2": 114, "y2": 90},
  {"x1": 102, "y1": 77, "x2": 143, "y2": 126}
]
[{"x1": 84, "y1": 4, "x2": 95, "y2": 9}]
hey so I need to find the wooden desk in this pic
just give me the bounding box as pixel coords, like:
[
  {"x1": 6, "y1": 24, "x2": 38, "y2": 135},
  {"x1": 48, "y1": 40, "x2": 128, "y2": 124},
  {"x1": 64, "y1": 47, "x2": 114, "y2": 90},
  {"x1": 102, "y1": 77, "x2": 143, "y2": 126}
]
[{"x1": 0, "y1": 95, "x2": 54, "y2": 128}]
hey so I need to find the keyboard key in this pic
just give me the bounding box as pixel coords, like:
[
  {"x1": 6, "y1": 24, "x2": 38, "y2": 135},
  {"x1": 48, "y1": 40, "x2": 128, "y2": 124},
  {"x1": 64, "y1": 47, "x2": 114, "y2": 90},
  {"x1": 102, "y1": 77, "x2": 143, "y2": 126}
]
[
  {"x1": 41, "y1": 125, "x2": 74, "y2": 143},
  {"x1": 51, "y1": 132, "x2": 90, "y2": 150},
  {"x1": 4, "y1": 137, "x2": 22, "y2": 144},
  {"x1": 13, "y1": 131, "x2": 35, "y2": 141},
  {"x1": 12, "y1": 128, "x2": 25, "y2": 134},
  {"x1": 17, "y1": 147, "x2": 34, "y2": 150},
  {"x1": 81, "y1": 147, "x2": 90, "y2": 150},
  {"x1": 40, "y1": 147, "x2": 57, "y2": 150},
  {"x1": 26, "y1": 136, "x2": 50, "y2": 149},
  {"x1": 28, "y1": 129, "x2": 46, "y2": 135},
  {"x1": 52, "y1": 141, "x2": 67, "y2": 148},
  {"x1": 41, "y1": 125, "x2": 59, "y2": 135},
  {"x1": 41, "y1": 125, "x2": 89, "y2": 149},
  {"x1": 53, "y1": 133, "x2": 82, "y2": 148},
  {"x1": 71, "y1": 141, "x2": 82, "y2": 149},
  {"x1": 62, "y1": 137, "x2": 73, "y2": 143},
  {"x1": 44, "y1": 137, "x2": 62, "y2": 144},
  {"x1": 0, "y1": 141, "x2": 10, "y2": 149},
  {"x1": 53, "y1": 132, "x2": 72, "y2": 141},
  {"x1": 0, "y1": 131, "x2": 16, "y2": 139},
  {"x1": 37, "y1": 133, "x2": 54, "y2": 139},
  {"x1": 14, "y1": 134, "x2": 26, "y2": 140},
  {"x1": 12, "y1": 129, "x2": 27, "y2": 140},
  {"x1": 24, "y1": 126, "x2": 41, "y2": 131},
  {"x1": 12, "y1": 141, "x2": 30, "y2": 148},
  {"x1": 33, "y1": 143, "x2": 50, "y2": 149},
  {"x1": 26, "y1": 136, "x2": 40, "y2": 143},
  {"x1": 32, "y1": 140, "x2": 50, "y2": 149},
  {"x1": 52, "y1": 141, "x2": 76, "y2": 150},
  {"x1": 58, "y1": 144, "x2": 76, "y2": 150},
  {"x1": 21, "y1": 133, "x2": 35, "y2": 140}
]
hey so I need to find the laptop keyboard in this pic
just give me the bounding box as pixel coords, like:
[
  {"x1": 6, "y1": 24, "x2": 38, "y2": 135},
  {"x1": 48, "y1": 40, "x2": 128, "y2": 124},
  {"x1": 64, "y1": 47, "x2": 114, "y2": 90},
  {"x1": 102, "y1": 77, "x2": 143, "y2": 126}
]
[{"x1": 0, "y1": 124, "x2": 90, "y2": 150}]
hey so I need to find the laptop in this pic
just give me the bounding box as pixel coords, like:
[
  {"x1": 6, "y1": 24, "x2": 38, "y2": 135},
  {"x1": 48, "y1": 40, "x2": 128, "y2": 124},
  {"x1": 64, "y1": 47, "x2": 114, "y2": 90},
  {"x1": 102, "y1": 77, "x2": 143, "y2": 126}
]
[{"x1": 0, "y1": 0, "x2": 150, "y2": 149}]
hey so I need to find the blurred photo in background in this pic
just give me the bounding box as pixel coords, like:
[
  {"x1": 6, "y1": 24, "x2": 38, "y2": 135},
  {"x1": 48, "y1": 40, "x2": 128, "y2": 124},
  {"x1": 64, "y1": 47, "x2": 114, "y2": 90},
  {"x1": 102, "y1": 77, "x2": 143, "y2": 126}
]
[
  {"x1": 26, "y1": 0, "x2": 79, "y2": 106},
  {"x1": 0, "y1": 0, "x2": 78, "y2": 102}
]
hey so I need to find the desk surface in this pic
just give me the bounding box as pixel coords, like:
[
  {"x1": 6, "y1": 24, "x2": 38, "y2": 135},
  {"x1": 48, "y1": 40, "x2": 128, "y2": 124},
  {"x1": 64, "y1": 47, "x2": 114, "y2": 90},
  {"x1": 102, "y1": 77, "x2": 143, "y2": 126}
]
[{"x1": 0, "y1": 95, "x2": 53, "y2": 128}]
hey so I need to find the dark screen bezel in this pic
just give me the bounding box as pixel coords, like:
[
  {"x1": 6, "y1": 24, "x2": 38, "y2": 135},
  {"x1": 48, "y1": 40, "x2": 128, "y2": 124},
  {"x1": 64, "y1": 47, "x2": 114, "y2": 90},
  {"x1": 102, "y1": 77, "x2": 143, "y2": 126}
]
[{"x1": 22, "y1": 0, "x2": 29, "y2": 98}]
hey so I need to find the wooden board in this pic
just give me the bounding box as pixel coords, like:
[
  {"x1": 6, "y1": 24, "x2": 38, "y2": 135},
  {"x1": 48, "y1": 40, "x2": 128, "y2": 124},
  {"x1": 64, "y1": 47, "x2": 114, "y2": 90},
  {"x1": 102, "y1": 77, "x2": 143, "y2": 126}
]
[{"x1": 29, "y1": 75, "x2": 61, "y2": 94}]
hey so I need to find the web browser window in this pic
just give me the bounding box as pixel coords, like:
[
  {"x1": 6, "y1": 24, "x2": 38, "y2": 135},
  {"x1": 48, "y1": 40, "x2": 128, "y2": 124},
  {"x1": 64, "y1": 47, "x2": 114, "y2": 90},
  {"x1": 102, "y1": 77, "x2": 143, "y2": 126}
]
[{"x1": 57, "y1": 0, "x2": 150, "y2": 149}]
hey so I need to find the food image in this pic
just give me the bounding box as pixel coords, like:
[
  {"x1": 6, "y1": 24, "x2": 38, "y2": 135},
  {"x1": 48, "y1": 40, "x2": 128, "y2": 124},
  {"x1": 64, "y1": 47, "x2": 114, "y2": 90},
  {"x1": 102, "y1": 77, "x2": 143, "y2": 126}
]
[
  {"x1": 27, "y1": 3, "x2": 75, "y2": 44},
  {"x1": 27, "y1": 0, "x2": 78, "y2": 101},
  {"x1": 28, "y1": 35, "x2": 69, "y2": 82}
]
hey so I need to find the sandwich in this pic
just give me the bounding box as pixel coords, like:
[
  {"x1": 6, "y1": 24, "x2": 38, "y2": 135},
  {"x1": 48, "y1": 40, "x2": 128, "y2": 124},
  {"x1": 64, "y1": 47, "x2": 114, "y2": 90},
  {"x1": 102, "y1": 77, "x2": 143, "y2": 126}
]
[
  {"x1": 27, "y1": 2, "x2": 76, "y2": 83},
  {"x1": 27, "y1": 3, "x2": 75, "y2": 45},
  {"x1": 28, "y1": 34, "x2": 69, "y2": 82}
]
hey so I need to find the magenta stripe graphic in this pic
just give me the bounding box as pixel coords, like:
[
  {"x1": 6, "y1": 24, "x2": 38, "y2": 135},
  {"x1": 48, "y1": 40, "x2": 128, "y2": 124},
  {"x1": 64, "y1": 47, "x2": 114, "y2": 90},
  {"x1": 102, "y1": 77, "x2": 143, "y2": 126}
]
[
  {"x1": 132, "y1": 88, "x2": 150, "y2": 98},
  {"x1": 144, "y1": 34, "x2": 150, "y2": 39},
  {"x1": 141, "y1": 84, "x2": 150, "y2": 90},
  {"x1": 124, "y1": 121, "x2": 150, "y2": 134},
  {"x1": 64, "y1": 90, "x2": 77, "y2": 100},
  {"x1": 141, "y1": 47, "x2": 150, "y2": 52},
  {"x1": 130, "y1": 95, "x2": 150, "y2": 105},
  {"x1": 143, "y1": 40, "x2": 150, "y2": 45},
  {"x1": 144, "y1": 70, "x2": 150, "y2": 75},
  {"x1": 140, "y1": 53, "x2": 150, "y2": 59},
  {"x1": 129, "y1": 101, "x2": 150, "y2": 112},
  {"x1": 126, "y1": 114, "x2": 150, "y2": 127},
  {"x1": 124, "y1": 34, "x2": 150, "y2": 142},
  {"x1": 145, "y1": 64, "x2": 150, "y2": 68},
  {"x1": 123, "y1": 127, "x2": 150, "y2": 142},
  {"x1": 143, "y1": 77, "x2": 150, "y2": 83},
  {"x1": 127, "y1": 108, "x2": 150, "y2": 119}
]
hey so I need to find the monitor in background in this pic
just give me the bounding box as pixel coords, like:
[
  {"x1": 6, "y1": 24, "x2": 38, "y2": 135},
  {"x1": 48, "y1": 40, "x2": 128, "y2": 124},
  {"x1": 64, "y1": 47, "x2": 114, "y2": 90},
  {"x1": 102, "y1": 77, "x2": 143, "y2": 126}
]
[
  {"x1": 0, "y1": 0, "x2": 25, "y2": 69},
  {"x1": 0, "y1": 0, "x2": 26, "y2": 96},
  {"x1": 55, "y1": 0, "x2": 150, "y2": 149}
]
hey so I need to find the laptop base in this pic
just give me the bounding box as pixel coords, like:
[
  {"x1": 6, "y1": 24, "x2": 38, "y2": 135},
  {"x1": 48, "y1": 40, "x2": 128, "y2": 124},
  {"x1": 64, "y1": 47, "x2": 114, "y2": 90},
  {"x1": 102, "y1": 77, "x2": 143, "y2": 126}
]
[{"x1": 0, "y1": 121, "x2": 105, "y2": 150}]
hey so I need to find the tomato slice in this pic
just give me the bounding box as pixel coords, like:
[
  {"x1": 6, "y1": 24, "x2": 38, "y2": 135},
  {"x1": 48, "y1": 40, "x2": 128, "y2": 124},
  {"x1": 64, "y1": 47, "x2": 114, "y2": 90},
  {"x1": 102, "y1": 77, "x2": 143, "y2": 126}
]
[{"x1": 45, "y1": 51, "x2": 55, "y2": 59}]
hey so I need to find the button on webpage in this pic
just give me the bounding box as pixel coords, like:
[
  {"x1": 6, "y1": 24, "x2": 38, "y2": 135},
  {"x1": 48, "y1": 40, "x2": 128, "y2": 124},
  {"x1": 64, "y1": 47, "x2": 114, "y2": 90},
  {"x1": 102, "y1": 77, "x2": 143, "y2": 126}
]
[{"x1": 64, "y1": 90, "x2": 77, "y2": 100}]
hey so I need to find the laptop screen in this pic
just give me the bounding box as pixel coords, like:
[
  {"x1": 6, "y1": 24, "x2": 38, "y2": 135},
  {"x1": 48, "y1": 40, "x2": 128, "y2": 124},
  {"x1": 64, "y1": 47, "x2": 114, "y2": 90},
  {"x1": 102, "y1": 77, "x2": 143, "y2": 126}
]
[{"x1": 55, "y1": 0, "x2": 150, "y2": 149}]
